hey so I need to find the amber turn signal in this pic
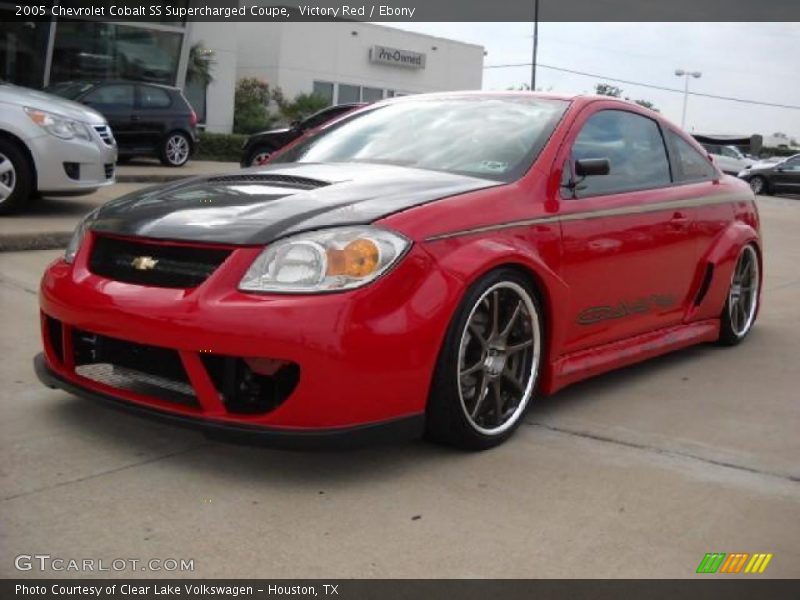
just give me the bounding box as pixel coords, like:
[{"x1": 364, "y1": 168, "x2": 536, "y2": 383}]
[{"x1": 327, "y1": 238, "x2": 380, "y2": 277}]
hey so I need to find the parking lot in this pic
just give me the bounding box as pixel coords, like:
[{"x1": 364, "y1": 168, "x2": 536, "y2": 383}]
[{"x1": 0, "y1": 193, "x2": 798, "y2": 579}]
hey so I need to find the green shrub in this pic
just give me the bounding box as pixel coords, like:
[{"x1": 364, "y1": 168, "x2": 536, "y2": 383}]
[
  {"x1": 275, "y1": 92, "x2": 331, "y2": 122},
  {"x1": 233, "y1": 77, "x2": 278, "y2": 134},
  {"x1": 758, "y1": 146, "x2": 798, "y2": 158},
  {"x1": 195, "y1": 132, "x2": 248, "y2": 162}
]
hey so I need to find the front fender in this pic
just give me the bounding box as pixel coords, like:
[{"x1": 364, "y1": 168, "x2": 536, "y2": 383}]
[{"x1": 421, "y1": 227, "x2": 568, "y2": 392}]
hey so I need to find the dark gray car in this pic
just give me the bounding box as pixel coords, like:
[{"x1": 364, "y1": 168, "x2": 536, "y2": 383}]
[
  {"x1": 47, "y1": 80, "x2": 198, "y2": 167},
  {"x1": 738, "y1": 154, "x2": 800, "y2": 195}
]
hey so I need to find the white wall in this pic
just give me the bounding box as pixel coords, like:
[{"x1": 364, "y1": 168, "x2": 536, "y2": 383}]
[
  {"x1": 188, "y1": 22, "x2": 238, "y2": 134},
  {"x1": 196, "y1": 22, "x2": 484, "y2": 133},
  {"x1": 270, "y1": 23, "x2": 484, "y2": 100}
]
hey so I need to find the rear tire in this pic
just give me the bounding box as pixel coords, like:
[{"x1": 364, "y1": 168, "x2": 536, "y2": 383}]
[
  {"x1": 718, "y1": 244, "x2": 760, "y2": 346},
  {"x1": 0, "y1": 139, "x2": 33, "y2": 215},
  {"x1": 425, "y1": 268, "x2": 543, "y2": 450},
  {"x1": 247, "y1": 146, "x2": 274, "y2": 167},
  {"x1": 749, "y1": 175, "x2": 769, "y2": 196},
  {"x1": 159, "y1": 131, "x2": 191, "y2": 167}
]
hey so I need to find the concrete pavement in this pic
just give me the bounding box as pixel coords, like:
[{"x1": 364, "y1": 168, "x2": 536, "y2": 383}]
[{"x1": 0, "y1": 196, "x2": 798, "y2": 578}]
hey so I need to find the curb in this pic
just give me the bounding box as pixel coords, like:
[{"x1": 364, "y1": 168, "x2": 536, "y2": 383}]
[{"x1": 0, "y1": 232, "x2": 71, "y2": 252}]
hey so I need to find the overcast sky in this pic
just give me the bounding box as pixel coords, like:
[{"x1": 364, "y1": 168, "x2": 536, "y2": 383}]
[{"x1": 380, "y1": 22, "x2": 800, "y2": 140}]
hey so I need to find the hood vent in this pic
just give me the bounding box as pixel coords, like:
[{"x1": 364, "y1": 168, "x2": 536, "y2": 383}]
[{"x1": 207, "y1": 174, "x2": 331, "y2": 190}]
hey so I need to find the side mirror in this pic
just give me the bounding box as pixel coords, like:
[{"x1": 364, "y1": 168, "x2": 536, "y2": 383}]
[{"x1": 575, "y1": 158, "x2": 610, "y2": 177}]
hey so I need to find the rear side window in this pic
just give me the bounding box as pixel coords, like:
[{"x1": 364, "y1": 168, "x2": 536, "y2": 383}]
[
  {"x1": 84, "y1": 84, "x2": 134, "y2": 109},
  {"x1": 303, "y1": 106, "x2": 350, "y2": 130},
  {"x1": 570, "y1": 110, "x2": 671, "y2": 198},
  {"x1": 138, "y1": 86, "x2": 172, "y2": 109},
  {"x1": 668, "y1": 131, "x2": 717, "y2": 182},
  {"x1": 781, "y1": 156, "x2": 800, "y2": 171}
]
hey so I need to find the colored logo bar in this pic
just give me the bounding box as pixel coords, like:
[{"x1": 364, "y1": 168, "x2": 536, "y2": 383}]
[{"x1": 696, "y1": 553, "x2": 773, "y2": 574}]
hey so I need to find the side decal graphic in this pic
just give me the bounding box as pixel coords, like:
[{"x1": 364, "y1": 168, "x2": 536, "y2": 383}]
[{"x1": 577, "y1": 294, "x2": 676, "y2": 325}]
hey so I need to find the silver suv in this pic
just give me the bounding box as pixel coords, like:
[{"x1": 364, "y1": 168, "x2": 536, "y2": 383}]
[{"x1": 0, "y1": 83, "x2": 117, "y2": 214}]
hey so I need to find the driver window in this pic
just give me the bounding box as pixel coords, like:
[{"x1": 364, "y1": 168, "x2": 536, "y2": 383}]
[
  {"x1": 721, "y1": 146, "x2": 739, "y2": 158},
  {"x1": 569, "y1": 110, "x2": 671, "y2": 198}
]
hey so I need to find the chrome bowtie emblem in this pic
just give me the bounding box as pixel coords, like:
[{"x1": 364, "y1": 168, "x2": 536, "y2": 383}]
[{"x1": 131, "y1": 256, "x2": 159, "y2": 270}]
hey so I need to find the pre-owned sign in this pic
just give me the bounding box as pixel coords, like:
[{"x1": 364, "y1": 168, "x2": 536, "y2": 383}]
[{"x1": 370, "y1": 46, "x2": 426, "y2": 69}]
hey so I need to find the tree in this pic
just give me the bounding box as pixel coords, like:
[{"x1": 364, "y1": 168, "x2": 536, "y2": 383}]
[
  {"x1": 233, "y1": 77, "x2": 277, "y2": 134},
  {"x1": 273, "y1": 91, "x2": 330, "y2": 123},
  {"x1": 633, "y1": 99, "x2": 658, "y2": 111},
  {"x1": 595, "y1": 82, "x2": 658, "y2": 112},
  {"x1": 595, "y1": 83, "x2": 622, "y2": 98},
  {"x1": 186, "y1": 43, "x2": 215, "y2": 87}
]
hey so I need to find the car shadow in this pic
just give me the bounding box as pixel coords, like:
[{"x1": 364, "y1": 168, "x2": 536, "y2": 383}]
[
  {"x1": 48, "y1": 394, "x2": 458, "y2": 490},
  {"x1": 527, "y1": 342, "x2": 717, "y2": 417},
  {"x1": 45, "y1": 332, "x2": 764, "y2": 490}
]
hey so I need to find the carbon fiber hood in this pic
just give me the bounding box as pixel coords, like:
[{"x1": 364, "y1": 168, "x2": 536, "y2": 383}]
[{"x1": 90, "y1": 162, "x2": 500, "y2": 245}]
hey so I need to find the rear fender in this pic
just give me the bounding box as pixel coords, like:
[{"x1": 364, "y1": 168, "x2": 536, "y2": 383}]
[{"x1": 688, "y1": 220, "x2": 761, "y2": 322}]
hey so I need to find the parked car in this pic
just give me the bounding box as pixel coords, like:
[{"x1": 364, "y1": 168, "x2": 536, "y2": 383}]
[
  {"x1": 35, "y1": 92, "x2": 761, "y2": 450},
  {"x1": 240, "y1": 103, "x2": 364, "y2": 167},
  {"x1": 738, "y1": 154, "x2": 800, "y2": 195},
  {"x1": 0, "y1": 82, "x2": 116, "y2": 214},
  {"x1": 700, "y1": 143, "x2": 753, "y2": 175},
  {"x1": 47, "y1": 80, "x2": 198, "y2": 167}
]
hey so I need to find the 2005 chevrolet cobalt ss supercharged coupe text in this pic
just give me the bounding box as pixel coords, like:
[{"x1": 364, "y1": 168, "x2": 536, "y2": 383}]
[{"x1": 35, "y1": 93, "x2": 762, "y2": 449}]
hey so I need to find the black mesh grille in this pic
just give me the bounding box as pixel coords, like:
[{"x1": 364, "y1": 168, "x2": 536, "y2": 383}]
[
  {"x1": 89, "y1": 236, "x2": 231, "y2": 288},
  {"x1": 72, "y1": 328, "x2": 198, "y2": 408},
  {"x1": 207, "y1": 174, "x2": 330, "y2": 189},
  {"x1": 46, "y1": 315, "x2": 64, "y2": 363}
]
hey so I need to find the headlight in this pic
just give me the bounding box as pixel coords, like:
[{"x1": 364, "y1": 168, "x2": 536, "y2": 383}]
[
  {"x1": 239, "y1": 226, "x2": 410, "y2": 293},
  {"x1": 64, "y1": 213, "x2": 95, "y2": 263},
  {"x1": 24, "y1": 107, "x2": 92, "y2": 141}
]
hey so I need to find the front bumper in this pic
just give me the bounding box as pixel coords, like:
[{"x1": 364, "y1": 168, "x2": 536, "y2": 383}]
[
  {"x1": 34, "y1": 353, "x2": 423, "y2": 449},
  {"x1": 30, "y1": 131, "x2": 117, "y2": 193},
  {"x1": 38, "y1": 234, "x2": 463, "y2": 443}
]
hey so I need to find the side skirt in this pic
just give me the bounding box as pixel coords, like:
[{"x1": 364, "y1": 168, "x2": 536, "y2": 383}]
[{"x1": 546, "y1": 319, "x2": 720, "y2": 394}]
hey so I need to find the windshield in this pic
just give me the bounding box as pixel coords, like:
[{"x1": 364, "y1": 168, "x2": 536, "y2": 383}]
[{"x1": 274, "y1": 96, "x2": 569, "y2": 181}]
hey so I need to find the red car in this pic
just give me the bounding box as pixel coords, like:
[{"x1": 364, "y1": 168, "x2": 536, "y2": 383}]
[{"x1": 35, "y1": 92, "x2": 762, "y2": 450}]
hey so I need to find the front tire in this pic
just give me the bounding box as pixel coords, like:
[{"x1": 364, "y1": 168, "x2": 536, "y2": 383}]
[
  {"x1": 718, "y1": 244, "x2": 760, "y2": 346},
  {"x1": 160, "y1": 132, "x2": 191, "y2": 167},
  {"x1": 0, "y1": 140, "x2": 33, "y2": 215},
  {"x1": 426, "y1": 268, "x2": 543, "y2": 450}
]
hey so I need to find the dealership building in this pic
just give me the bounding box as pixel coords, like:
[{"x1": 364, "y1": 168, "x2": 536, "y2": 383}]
[{"x1": 1, "y1": 12, "x2": 485, "y2": 133}]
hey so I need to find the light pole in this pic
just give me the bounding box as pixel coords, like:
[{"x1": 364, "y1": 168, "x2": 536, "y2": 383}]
[{"x1": 674, "y1": 69, "x2": 701, "y2": 129}]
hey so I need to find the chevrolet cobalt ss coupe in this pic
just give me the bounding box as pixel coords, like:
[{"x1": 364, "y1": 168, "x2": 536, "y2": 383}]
[{"x1": 35, "y1": 93, "x2": 762, "y2": 450}]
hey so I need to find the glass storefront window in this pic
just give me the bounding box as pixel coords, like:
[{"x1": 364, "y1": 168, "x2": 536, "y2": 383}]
[
  {"x1": 58, "y1": 0, "x2": 189, "y2": 25},
  {"x1": 49, "y1": 20, "x2": 182, "y2": 86},
  {"x1": 362, "y1": 87, "x2": 383, "y2": 102},
  {"x1": 312, "y1": 80, "x2": 334, "y2": 105},
  {"x1": 337, "y1": 84, "x2": 360, "y2": 104},
  {"x1": 0, "y1": 15, "x2": 50, "y2": 88}
]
